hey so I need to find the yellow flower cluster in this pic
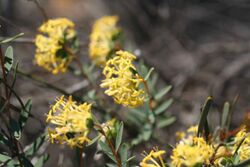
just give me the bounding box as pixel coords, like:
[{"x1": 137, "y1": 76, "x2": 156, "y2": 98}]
[
  {"x1": 234, "y1": 126, "x2": 250, "y2": 161},
  {"x1": 35, "y1": 18, "x2": 77, "y2": 74},
  {"x1": 176, "y1": 125, "x2": 198, "y2": 141},
  {"x1": 140, "y1": 148, "x2": 166, "y2": 167},
  {"x1": 46, "y1": 96, "x2": 92, "y2": 148},
  {"x1": 100, "y1": 50, "x2": 146, "y2": 108},
  {"x1": 171, "y1": 137, "x2": 214, "y2": 167},
  {"x1": 89, "y1": 16, "x2": 121, "y2": 66}
]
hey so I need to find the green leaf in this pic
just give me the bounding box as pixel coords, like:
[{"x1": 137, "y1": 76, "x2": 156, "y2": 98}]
[
  {"x1": 138, "y1": 60, "x2": 148, "y2": 77},
  {"x1": 142, "y1": 130, "x2": 152, "y2": 141},
  {"x1": 230, "y1": 158, "x2": 250, "y2": 167},
  {"x1": 106, "y1": 163, "x2": 116, "y2": 167},
  {"x1": 6, "y1": 160, "x2": 19, "y2": 167},
  {"x1": 0, "y1": 33, "x2": 24, "y2": 44},
  {"x1": 142, "y1": 124, "x2": 152, "y2": 141},
  {"x1": 87, "y1": 90, "x2": 96, "y2": 99},
  {"x1": 154, "y1": 98, "x2": 173, "y2": 115},
  {"x1": 150, "y1": 73, "x2": 158, "y2": 90},
  {"x1": 99, "y1": 141, "x2": 116, "y2": 162},
  {"x1": 154, "y1": 85, "x2": 172, "y2": 100},
  {"x1": 86, "y1": 134, "x2": 101, "y2": 146},
  {"x1": 144, "y1": 67, "x2": 154, "y2": 81},
  {"x1": 156, "y1": 116, "x2": 176, "y2": 128},
  {"x1": 19, "y1": 99, "x2": 32, "y2": 130},
  {"x1": 10, "y1": 119, "x2": 21, "y2": 140},
  {"x1": 9, "y1": 62, "x2": 19, "y2": 92},
  {"x1": 129, "y1": 109, "x2": 147, "y2": 122},
  {"x1": 126, "y1": 156, "x2": 135, "y2": 163},
  {"x1": 24, "y1": 134, "x2": 45, "y2": 156},
  {"x1": 221, "y1": 102, "x2": 230, "y2": 129},
  {"x1": 20, "y1": 155, "x2": 34, "y2": 167},
  {"x1": 0, "y1": 153, "x2": 11, "y2": 163},
  {"x1": 0, "y1": 132, "x2": 10, "y2": 146},
  {"x1": 119, "y1": 143, "x2": 128, "y2": 167},
  {"x1": 197, "y1": 97, "x2": 213, "y2": 138},
  {"x1": 115, "y1": 122, "x2": 124, "y2": 151},
  {"x1": 126, "y1": 113, "x2": 142, "y2": 127},
  {"x1": 4, "y1": 46, "x2": 13, "y2": 74},
  {"x1": 34, "y1": 154, "x2": 49, "y2": 167}
]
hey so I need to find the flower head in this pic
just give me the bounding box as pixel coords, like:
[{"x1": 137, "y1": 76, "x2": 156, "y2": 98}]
[
  {"x1": 99, "y1": 118, "x2": 118, "y2": 141},
  {"x1": 100, "y1": 50, "x2": 146, "y2": 108},
  {"x1": 140, "y1": 147, "x2": 166, "y2": 167},
  {"x1": 89, "y1": 16, "x2": 121, "y2": 66},
  {"x1": 35, "y1": 18, "x2": 78, "y2": 74},
  {"x1": 233, "y1": 126, "x2": 250, "y2": 161},
  {"x1": 46, "y1": 96, "x2": 92, "y2": 148},
  {"x1": 171, "y1": 137, "x2": 214, "y2": 167}
]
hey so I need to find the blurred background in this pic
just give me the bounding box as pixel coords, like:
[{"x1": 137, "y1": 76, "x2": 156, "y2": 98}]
[{"x1": 1, "y1": 0, "x2": 250, "y2": 166}]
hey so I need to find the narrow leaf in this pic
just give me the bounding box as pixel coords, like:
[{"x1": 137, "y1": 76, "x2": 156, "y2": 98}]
[
  {"x1": 10, "y1": 119, "x2": 21, "y2": 140},
  {"x1": 20, "y1": 155, "x2": 34, "y2": 167},
  {"x1": 115, "y1": 122, "x2": 124, "y2": 151},
  {"x1": 156, "y1": 117, "x2": 176, "y2": 128},
  {"x1": 34, "y1": 154, "x2": 49, "y2": 167},
  {"x1": 0, "y1": 153, "x2": 11, "y2": 163},
  {"x1": 119, "y1": 143, "x2": 128, "y2": 167},
  {"x1": 19, "y1": 99, "x2": 32, "y2": 130},
  {"x1": 86, "y1": 134, "x2": 101, "y2": 146},
  {"x1": 24, "y1": 134, "x2": 45, "y2": 156},
  {"x1": 154, "y1": 98, "x2": 173, "y2": 115},
  {"x1": 99, "y1": 141, "x2": 116, "y2": 162},
  {"x1": 230, "y1": 158, "x2": 250, "y2": 167},
  {"x1": 106, "y1": 163, "x2": 116, "y2": 167},
  {"x1": 197, "y1": 97, "x2": 213, "y2": 137},
  {"x1": 0, "y1": 132, "x2": 10, "y2": 146},
  {"x1": 154, "y1": 86, "x2": 172, "y2": 100},
  {"x1": 0, "y1": 33, "x2": 24, "y2": 44},
  {"x1": 4, "y1": 46, "x2": 13, "y2": 74},
  {"x1": 144, "y1": 67, "x2": 154, "y2": 81},
  {"x1": 221, "y1": 102, "x2": 230, "y2": 129}
]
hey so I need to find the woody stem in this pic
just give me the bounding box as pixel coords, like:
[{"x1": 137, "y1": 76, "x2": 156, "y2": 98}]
[{"x1": 94, "y1": 124, "x2": 122, "y2": 167}]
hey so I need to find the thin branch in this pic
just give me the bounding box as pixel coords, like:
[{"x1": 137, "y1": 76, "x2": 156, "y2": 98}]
[
  {"x1": 15, "y1": 69, "x2": 107, "y2": 113},
  {"x1": 95, "y1": 124, "x2": 122, "y2": 167},
  {"x1": 16, "y1": 69, "x2": 70, "y2": 96},
  {"x1": 28, "y1": 0, "x2": 48, "y2": 21},
  {"x1": 0, "y1": 16, "x2": 22, "y2": 32},
  {"x1": 0, "y1": 36, "x2": 87, "y2": 46}
]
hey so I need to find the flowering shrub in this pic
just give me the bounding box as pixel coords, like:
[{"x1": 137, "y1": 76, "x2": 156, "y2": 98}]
[{"x1": 0, "y1": 3, "x2": 249, "y2": 167}]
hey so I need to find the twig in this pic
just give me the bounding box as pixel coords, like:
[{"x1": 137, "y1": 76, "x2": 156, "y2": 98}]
[
  {"x1": 28, "y1": 0, "x2": 48, "y2": 21},
  {"x1": 15, "y1": 69, "x2": 107, "y2": 113},
  {"x1": 95, "y1": 124, "x2": 122, "y2": 167},
  {"x1": 0, "y1": 16, "x2": 22, "y2": 32},
  {"x1": 79, "y1": 147, "x2": 84, "y2": 167},
  {"x1": 17, "y1": 69, "x2": 70, "y2": 96}
]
